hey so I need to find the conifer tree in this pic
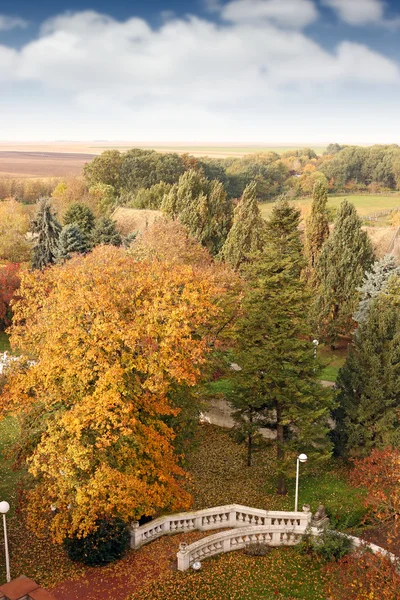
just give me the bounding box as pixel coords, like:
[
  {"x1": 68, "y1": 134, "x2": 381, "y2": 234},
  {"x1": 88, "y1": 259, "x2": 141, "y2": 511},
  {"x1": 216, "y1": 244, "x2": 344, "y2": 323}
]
[
  {"x1": 231, "y1": 201, "x2": 333, "y2": 492},
  {"x1": 304, "y1": 180, "x2": 330, "y2": 277},
  {"x1": 314, "y1": 200, "x2": 375, "y2": 347},
  {"x1": 219, "y1": 183, "x2": 266, "y2": 270},
  {"x1": 31, "y1": 199, "x2": 62, "y2": 270},
  {"x1": 56, "y1": 224, "x2": 89, "y2": 263},
  {"x1": 354, "y1": 254, "x2": 400, "y2": 326},
  {"x1": 336, "y1": 274, "x2": 400, "y2": 457},
  {"x1": 63, "y1": 203, "x2": 96, "y2": 237},
  {"x1": 91, "y1": 217, "x2": 122, "y2": 247}
]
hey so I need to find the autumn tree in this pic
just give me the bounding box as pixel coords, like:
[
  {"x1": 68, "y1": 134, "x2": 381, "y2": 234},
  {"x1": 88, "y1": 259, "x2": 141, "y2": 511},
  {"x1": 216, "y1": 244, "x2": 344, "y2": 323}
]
[
  {"x1": 88, "y1": 183, "x2": 117, "y2": 215},
  {"x1": 3, "y1": 246, "x2": 225, "y2": 542},
  {"x1": 304, "y1": 179, "x2": 329, "y2": 277},
  {"x1": 314, "y1": 200, "x2": 375, "y2": 347},
  {"x1": 231, "y1": 201, "x2": 333, "y2": 489},
  {"x1": 0, "y1": 263, "x2": 20, "y2": 330},
  {"x1": 219, "y1": 183, "x2": 266, "y2": 270},
  {"x1": 0, "y1": 200, "x2": 31, "y2": 263},
  {"x1": 31, "y1": 199, "x2": 62, "y2": 270},
  {"x1": 56, "y1": 224, "x2": 89, "y2": 263}
]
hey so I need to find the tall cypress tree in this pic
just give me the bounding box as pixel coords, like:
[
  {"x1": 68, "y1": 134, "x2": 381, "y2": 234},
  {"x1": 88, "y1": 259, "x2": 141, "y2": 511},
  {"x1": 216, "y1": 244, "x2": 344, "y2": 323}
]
[
  {"x1": 231, "y1": 201, "x2": 333, "y2": 492},
  {"x1": 56, "y1": 224, "x2": 89, "y2": 263},
  {"x1": 304, "y1": 180, "x2": 330, "y2": 277},
  {"x1": 314, "y1": 200, "x2": 375, "y2": 347},
  {"x1": 336, "y1": 274, "x2": 400, "y2": 457},
  {"x1": 219, "y1": 183, "x2": 266, "y2": 270},
  {"x1": 31, "y1": 199, "x2": 61, "y2": 270}
]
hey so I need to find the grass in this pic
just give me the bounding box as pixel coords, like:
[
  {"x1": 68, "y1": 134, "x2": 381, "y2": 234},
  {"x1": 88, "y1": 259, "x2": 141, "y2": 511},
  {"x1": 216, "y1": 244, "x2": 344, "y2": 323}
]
[
  {"x1": 0, "y1": 332, "x2": 10, "y2": 353},
  {"x1": 260, "y1": 194, "x2": 400, "y2": 220},
  {"x1": 318, "y1": 344, "x2": 347, "y2": 383}
]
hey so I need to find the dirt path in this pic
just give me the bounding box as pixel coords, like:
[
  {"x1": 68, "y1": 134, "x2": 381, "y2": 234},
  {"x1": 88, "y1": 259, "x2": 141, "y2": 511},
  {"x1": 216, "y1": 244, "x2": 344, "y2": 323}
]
[{"x1": 50, "y1": 530, "x2": 206, "y2": 600}]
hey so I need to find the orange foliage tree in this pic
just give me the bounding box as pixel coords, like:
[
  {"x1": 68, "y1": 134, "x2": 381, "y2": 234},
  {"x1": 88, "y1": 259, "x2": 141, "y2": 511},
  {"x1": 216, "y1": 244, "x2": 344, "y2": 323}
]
[{"x1": 3, "y1": 245, "x2": 225, "y2": 542}]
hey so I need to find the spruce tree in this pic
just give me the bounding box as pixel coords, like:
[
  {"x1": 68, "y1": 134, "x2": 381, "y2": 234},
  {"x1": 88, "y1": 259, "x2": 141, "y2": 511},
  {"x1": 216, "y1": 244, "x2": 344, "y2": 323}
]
[
  {"x1": 56, "y1": 224, "x2": 89, "y2": 263},
  {"x1": 231, "y1": 201, "x2": 333, "y2": 493},
  {"x1": 354, "y1": 254, "x2": 400, "y2": 325},
  {"x1": 336, "y1": 275, "x2": 400, "y2": 457},
  {"x1": 314, "y1": 200, "x2": 375, "y2": 347},
  {"x1": 219, "y1": 183, "x2": 266, "y2": 270},
  {"x1": 304, "y1": 180, "x2": 330, "y2": 277},
  {"x1": 91, "y1": 217, "x2": 122, "y2": 247},
  {"x1": 63, "y1": 203, "x2": 96, "y2": 237},
  {"x1": 31, "y1": 199, "x2": 62, "y2": 270}
]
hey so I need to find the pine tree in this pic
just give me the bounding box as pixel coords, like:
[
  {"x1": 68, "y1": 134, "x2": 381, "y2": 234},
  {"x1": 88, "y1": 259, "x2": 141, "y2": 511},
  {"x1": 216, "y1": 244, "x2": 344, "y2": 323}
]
[
  {"x1": 91, "y1": 217, "x2": 122, "y2": 247},
  {"x1": 219, "y1": 183, "x2": 266, "y2": 270},
  {"x1": 31, "y1": 199, "x2": 62, "y2": 270},
  {"x1": 56, "y1": 224, "x2": 89, "y2": 263},
  {"x1": 336, "y1": 274, "x2": 400, "y2": 457},
  {"x1": 231, "y1": 202, "x2": 333, "y2": 492},
  {"x1": 314, "y1": 200, "x2": 375, "y2": 347},
  {"x1": 63, "y1": 203, "x2": 96, "y2": 237},
  {"x1": 304, "y1": 180, "x2": 330, "y2": 277},
  {"x1": 354, "y1": 254, "x2": 400, "y2": 325}
]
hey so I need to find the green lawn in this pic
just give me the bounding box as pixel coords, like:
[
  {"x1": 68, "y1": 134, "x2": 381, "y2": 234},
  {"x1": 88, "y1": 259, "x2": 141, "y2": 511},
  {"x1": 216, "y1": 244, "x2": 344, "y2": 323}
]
[
  {"x1": 318, "y1": 344, "x2": 347, "y2": 383},
  {"x1": 0, "y1": 332, "x2": 10, "y2": 353},
  {"x1": 260, "y1": 194, "x2": 400, "y2": 220}
]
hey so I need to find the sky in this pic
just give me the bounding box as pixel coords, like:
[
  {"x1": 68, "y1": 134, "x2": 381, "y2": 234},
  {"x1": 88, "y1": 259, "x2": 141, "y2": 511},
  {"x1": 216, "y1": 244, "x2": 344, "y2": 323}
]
[{"x1": 1, "y1": 0, "x2": 400, "y2": 144}]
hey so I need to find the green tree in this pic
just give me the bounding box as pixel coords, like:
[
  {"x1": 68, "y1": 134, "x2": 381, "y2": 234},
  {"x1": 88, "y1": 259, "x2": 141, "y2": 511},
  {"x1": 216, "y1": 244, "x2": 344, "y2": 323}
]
[
  {"x1": 83, "y1": 150, "x2": 123, "y2": 192},
  {"x1": 354, "y1": 254, "x2": 400, "y2": 326},
  {"x1": 304, "y1": 180, "x2": 330, "y2": 276},
  {"x1": 232, "y1": 201, "x2": 333, "y2": 491},
  {"x1": 336, "y1": 275, "x2": 400, "y2": 457},
  {"x1": 88, "y1": 183, "x2": 117, "y2": 216},
  {"x1": 63, "y1": 203, "x2": 96, "y2": 237},
  {"x1": 92, "y1": 217, "x2": 122, "y2": 247},
  {"x1": 56, "y1": 224, "x2": 89, "y2": 263},
  {"x1": 129, "y1": 181, "x2": 172, "y2": 210},
  {"x1": 219, "y1": 183, "x2": 266, "y2": 270},
  {"x1": 314, "y1": 200, "x2": 375, "y2": 347},
  {"x1": 31, "y1": 199, "x2": 61, "y2": 270}
]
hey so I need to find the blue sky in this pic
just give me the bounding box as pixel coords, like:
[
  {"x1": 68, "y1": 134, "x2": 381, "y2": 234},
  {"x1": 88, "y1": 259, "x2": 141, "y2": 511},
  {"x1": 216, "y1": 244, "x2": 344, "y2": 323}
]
[{"x1": 1, "y1": 0, "x2": 400, "y2": 143}]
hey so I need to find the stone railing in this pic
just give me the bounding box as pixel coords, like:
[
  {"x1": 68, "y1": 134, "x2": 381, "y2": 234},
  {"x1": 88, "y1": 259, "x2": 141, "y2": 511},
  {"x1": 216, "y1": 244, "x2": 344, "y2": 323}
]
[
  {"x1": 130, "y1": 504, "x2": 311, "y2": 549},
  {"x1": 177, "y1": 525, "x2": 304, "y2": 570}
]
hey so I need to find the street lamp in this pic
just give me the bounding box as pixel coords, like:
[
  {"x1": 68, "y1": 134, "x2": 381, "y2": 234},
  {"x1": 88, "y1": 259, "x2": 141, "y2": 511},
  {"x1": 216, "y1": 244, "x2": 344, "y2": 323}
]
[
  {"x1": 0, "y1": 501, "x2": 10, "y2": 582},
  {"x1": 312, "y1": 339, "x2": 319, "y2": 360},
  {"x1": 294, "y1": 454, "x2": 308, "y2": 512}
]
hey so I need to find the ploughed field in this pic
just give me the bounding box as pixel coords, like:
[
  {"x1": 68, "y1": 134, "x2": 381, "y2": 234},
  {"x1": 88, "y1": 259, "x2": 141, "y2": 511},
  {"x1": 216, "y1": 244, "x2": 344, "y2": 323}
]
[{"x1": 0, "y1": 151, "x2": 96, "y2": 178}]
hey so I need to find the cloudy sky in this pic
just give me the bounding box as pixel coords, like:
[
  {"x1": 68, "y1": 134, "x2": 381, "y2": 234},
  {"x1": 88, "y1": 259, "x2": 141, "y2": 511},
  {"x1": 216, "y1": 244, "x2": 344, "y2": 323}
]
[{"x1": 1, "y1": 0, "x2": 400, "y2": 143}]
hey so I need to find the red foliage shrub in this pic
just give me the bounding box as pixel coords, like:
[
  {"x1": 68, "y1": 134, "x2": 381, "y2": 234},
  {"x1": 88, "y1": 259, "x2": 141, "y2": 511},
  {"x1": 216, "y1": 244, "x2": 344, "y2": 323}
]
[{"x1": 0, "y1": 263, "x2": 20, "y2": 328}]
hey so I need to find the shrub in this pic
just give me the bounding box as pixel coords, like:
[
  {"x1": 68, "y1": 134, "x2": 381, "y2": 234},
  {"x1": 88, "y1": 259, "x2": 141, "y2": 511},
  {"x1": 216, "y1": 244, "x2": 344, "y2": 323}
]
[
  {"x1": 299, "y1": 529, "x2": 353, "y2": 562},
  {"x1": 244, "y1": 541, "x2": 271, "y2": 556},
  {"x1": 64, "y1": 518, "x2": 130, "y2": 566}
]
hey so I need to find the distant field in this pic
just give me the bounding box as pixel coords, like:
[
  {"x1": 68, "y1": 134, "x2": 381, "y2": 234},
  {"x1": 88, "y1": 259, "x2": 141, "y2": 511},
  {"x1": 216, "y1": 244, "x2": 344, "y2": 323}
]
[
  {"x1": 91, "y1": 145, "x2": 326, "y2": 158},
  {"x1": 260, "y1": 194, "x2": 400, "y2": 219},
  {"x1": 0, "y1": 151, "x2": 95, "y2": 178}
]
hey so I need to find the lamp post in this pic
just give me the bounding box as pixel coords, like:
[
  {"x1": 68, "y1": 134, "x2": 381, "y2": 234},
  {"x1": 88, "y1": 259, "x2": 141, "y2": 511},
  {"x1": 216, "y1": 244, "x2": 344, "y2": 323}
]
[
  {"x1": 0, "y1": 501, "x2": 10, "y2": 582},
  {"x1": 312, "y1": 339, "x2": 319, "y2": 360},
  {"x1": 294, "y1": 454, "x2": 308, "y2": 512}
]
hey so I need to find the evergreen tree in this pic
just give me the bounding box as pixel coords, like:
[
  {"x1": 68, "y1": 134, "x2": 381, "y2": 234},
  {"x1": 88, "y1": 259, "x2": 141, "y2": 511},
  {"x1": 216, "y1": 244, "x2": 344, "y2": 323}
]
[
  {"x1": 314, "y1": 200, "x2": 375, "y2": 347},
  {"x1": 336, "y1": 275, "x2": 400, "y2": 457},
  {"x1": 31, "y1": 199, "x2": 61, "y2": 270},
  {"x1": 162, "y1": 170, "x2": 233, "y2": 256},
  {"x1": 219, "y1": 183, "x2": 266, "y2": 270},
  {"x1": 231, "y1": 202, "x2": 333, "y2": 493},
  {"x1": 63, "y1": 203, "x2": 96, "y2": 237},
  {"x1": 56, "y1": 224, "x2": 89, "y2": 263},
  {"x1": 91, "y1": 217, "x2": 122, "y2": 247},
  {"x1": 304, "y1": 180, "x2": 330, "y2": 277},
  {"x1": 354, "y1": 254, "x2": 400, "y2": 326}
]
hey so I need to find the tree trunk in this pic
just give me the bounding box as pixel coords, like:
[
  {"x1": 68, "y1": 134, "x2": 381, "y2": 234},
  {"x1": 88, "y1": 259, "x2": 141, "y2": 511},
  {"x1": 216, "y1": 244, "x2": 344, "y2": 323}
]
[{"x1": 276, "y1": 402, "x2": 287, "y2": 495}]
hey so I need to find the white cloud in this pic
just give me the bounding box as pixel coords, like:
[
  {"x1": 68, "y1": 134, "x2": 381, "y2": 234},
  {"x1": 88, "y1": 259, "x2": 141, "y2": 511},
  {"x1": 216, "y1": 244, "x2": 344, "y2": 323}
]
[
  {"x1": 221, "y1": 0, "x2": 319, "y2": 29},
  {"x1": 322, "y1": 0, "x2": 389, "y2": 26},
  {"x1": 0, "y1": 14, "x2": 28, "y2": 30}
]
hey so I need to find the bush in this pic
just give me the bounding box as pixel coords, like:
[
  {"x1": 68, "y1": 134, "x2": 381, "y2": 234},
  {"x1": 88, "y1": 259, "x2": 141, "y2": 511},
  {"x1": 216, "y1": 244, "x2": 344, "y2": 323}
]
[
  {"x1": 64, "y1": 518, "x2": 130, "y2": 566},
  {"x1": 244, "y1": 541, "x2": 271, "y2": 556},
  {"x1": 299, "y1": 529, "x2": 353, "y2": 562}
]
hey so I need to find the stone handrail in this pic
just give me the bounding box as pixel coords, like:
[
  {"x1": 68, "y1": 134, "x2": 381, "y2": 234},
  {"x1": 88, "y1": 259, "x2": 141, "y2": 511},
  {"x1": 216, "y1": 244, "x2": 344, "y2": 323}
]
[
  {"x1": 130, "y1": 504, "x2": 311, "y2": 549},
  {"x1": 177, "y1": 525, "x2": 304, "y2": 570}
]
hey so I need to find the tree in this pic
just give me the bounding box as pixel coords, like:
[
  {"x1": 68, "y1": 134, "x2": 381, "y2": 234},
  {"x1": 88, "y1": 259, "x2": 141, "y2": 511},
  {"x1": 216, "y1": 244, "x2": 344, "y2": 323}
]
[
  {"x1": 304, "y1": 180, "x2": 330, "y2": 276},
  {"x1": 336, "y1": 275, "x2": 400, "y2": 456},
  {"x1": 314, "y1": 200, "x2": 375, "y2": 347},
  {"x1": 231, "y1": 201, "x2": 334, "y2": 491},
  {"x1": 354, "y1": 254, "x2": 400, "y2": 326},
  {"x1": 63, "y1": 203, "x2": 96, "y2": 237},
  {"x1": 3, "y1": 246, "x2": 224, "y2": 542},
  {"x1": 129, "y1": 182, "x2": 172, "y2": 210},
  {"x1": 0, "y1": 263, "x2": 20, "y2": 330},
  {"x1": 219, "y1": 183, "x2": 266, "y2": 270},
  {"x1": 83, "y1": 150, "x2": 123, "y2": 191},
  {"x1": 91, "y1": 217, "x2": 122, "y2": 247},
  {"x1": 56, "y1": 224, "x2": 89, "y2": 263},
  {"x1": 88, "y1": 183, "x2": 117, "y2": 216},
  {"x1": 31, "y1": 199, "x2": 62, "y2": 270},
  {"x1": 0, "y1": 200, "x2": 31, "y2": 263}
]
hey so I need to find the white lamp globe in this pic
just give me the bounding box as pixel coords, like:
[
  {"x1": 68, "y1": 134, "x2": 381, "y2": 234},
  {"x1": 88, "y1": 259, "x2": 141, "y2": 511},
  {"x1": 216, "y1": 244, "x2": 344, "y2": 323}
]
[
  {"x1": 0, "y1": 501, "x2": 10, "y2": 514},
  {"x1": 298, "y1": 454, "x2": 308, "y2": 463},
  {"x1": 312, "y1": 339, "x2": 319, "y2": 346}
]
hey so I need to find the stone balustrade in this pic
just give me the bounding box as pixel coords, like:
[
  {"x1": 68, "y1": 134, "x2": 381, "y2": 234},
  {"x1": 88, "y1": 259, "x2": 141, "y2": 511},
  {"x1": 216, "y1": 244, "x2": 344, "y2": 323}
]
[
  {"x1": 130, "y1": 504, "x2": 311, "y2": 549},
  {"x1": 177, "y1": 525, "x2": 304, "y2": 571}
]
